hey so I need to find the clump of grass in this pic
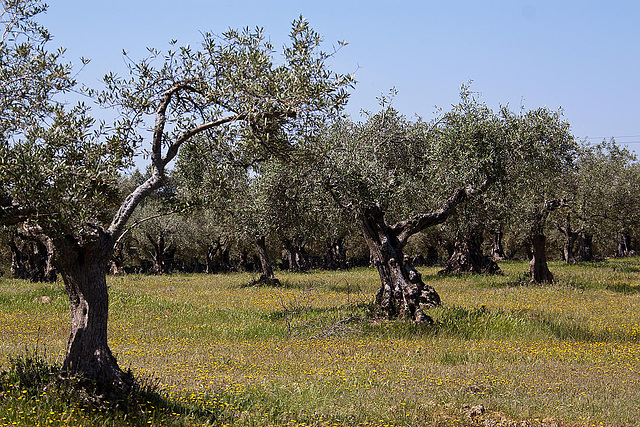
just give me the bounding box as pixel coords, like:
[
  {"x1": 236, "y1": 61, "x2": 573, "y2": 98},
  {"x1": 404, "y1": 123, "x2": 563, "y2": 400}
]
[{"x1": 432, "y1": 305, "x2": 532, "y2": 340}]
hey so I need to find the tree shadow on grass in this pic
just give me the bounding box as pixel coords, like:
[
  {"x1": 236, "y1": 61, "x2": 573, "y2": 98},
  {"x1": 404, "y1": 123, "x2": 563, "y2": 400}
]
[
  {"x1": 430, "y1": 305, "x2": 634, "y2": 343},
  {"x1": 602, "y1": 282, "x2": 640, "y2": 294},
  {"x1": 0, "y1": 351, "x2": 261, "y2": 426}
]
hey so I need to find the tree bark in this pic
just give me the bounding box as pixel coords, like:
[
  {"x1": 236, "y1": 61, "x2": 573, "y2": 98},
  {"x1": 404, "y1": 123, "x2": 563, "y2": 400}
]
[
  {"x1": 206, "y1": 239, "x2": 223, "y2": 274},
  {"x1": 528, "y1": 199, "x2": 563, "y2": 283},
  {"x1": 52, "y1": 230, "x2": 131, "y2": 390},
  {"x1": 146, "y1": 233, "x2": 175, "y2": 275},
  {"x1": 439, "y1": 239, "x2": 502, "y2": 275},
  {"x1": 324, "y1": 236, "x2": 348, "y2": 270},
  {"x1": 616, "y1": 231, "x2": 634, "y2": 257},
  {"x1": 251, "y1": 235, "x2": 280, "y2": 286},
  {"x1": 577, "y1": 233, "x2": 593, "y2": 262},
  {"x1": 109, "y1": 245, "x2": 126, "y2": 275},
  {"x1": 529, "y1": 233, "x2": 554, "y2": 283},
  {"x1": 556, "y1": 213, "x2": 581, "y2": 264},
  {"x1": 358, "y1": 206, "x2": 440, "y2": 324},
  {"x1": 283, "y1": 237, "x2": 310, "y2": 272},
  {"x1": 9, "y1": 234, "x2": 56, "y2": 282},
  {"x1": 490, "y1": 228, "x2": 506, "y2": 261},
  {"x1": 348, "y1": 182, "x2": 491, "y2": 322}
]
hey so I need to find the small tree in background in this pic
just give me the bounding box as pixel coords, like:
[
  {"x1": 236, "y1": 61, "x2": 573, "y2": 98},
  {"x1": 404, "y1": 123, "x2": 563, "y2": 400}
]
[{"x1": 571, "y1": 140, "x2": 640, "y2": 258}]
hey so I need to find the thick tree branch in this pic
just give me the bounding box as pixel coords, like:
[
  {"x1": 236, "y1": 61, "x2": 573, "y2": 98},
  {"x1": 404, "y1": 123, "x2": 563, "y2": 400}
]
[
  {"x1": 113, "y1": 211, "x2": 176, "y2": 250},
  {"x1": 530, "y1": 198, "x2": 567, "y2": 236},
  {"x1": 108, "y1": 171, "x2": 164, "y2": 236},
  {"x1": 151, "y1": 85, "x2": 180, "y2": 166},
  {"x1": 111, "y1": 77, "x2": 298, "y2": 239},
  {"x1": 162, "y1": 113, "x2": 246, "y2": 165},
  {"x1": 0, "y1": 198, "x2": 35, "y2": 226},
  {"x1": 392, "y1": 178, "x2": 492, "y2": 246}
]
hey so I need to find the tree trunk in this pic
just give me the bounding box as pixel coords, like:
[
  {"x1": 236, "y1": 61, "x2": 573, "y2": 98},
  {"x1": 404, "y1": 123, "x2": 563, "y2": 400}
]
[
  {"x1": 109, "y1": 245, "x2": 126, "y2": 275},
  {"x1": 557, "y1": 213, "x2": 581, "y2": 264},
  {"x1": 528, "y1": 199, "x2": 563, "y2": 283},
  {"x1": 490, "y1": 228, "x2": 506, "y2": 261},
  {"x1": 9, "y1": 238, "x2": 27, "y2": 279},
  {"x1": 324, "y1": 236, "x2": 348, "y2": 270},
  {"x1": 529, "y1": 233, "x2": 554, "y2": 283},
  {"x1": 616, "y1": 231, "x2": 634, "y2": 257},
  {"x1": 52, "y1": 232, "x2": 130, "y2": 390},
  {"x1": 206, "y1": 239, "x2": 222, "y2": 274},
  {"x1": 577, "y1": 233, "x2": 593, "y2": 262},
  {"x1": 358, "y1": 206, "x2": 439, "y2": 324},
  {"x1": 345, "y1": 183, "x2": 490, "y2": 322},
  {"x1": 283, "y1": 237, "x2": 310, "y2": 272},
  {"x1": 147, "y1": 233, "x2": 175, "y2": 275},
  {"x1": 109, "y1": 256, "x2": 125, "y2": 275},
  {"x1": 9, "y1": 234, "x2": 56, "y2": 282},
  {"x1": 439, "y1": 239, "x2": 502, "y2": 275},
  {"x1": 221, "y1": 248, "x2": 231, "y2": 272},
  {"x1": 251, "y1": 235, "x2": 280, "y2": 286}
]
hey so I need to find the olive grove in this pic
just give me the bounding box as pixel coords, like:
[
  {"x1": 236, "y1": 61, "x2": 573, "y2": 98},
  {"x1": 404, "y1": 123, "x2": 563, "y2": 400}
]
[{"x1": 3, "y1": 0, "x2": 640, "y2": 398}]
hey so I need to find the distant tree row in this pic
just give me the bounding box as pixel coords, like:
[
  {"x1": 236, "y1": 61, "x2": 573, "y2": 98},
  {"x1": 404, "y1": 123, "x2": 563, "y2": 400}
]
[{"x1": 6, "y1": 134, "x2": 638, "y2": 284}]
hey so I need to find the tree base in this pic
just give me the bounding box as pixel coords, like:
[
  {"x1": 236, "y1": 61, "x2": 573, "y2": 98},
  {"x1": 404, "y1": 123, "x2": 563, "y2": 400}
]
[
  {"x1": 438, "y1": 240, "x2": 502, "y2": 276},
  {"x1": 248, "y1": 275, "x2": 282, "y2": 287}
]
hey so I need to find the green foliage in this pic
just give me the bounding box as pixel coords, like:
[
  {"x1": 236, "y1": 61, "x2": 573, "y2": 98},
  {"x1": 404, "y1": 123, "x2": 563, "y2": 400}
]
[
  {"x1": 571, "y1": 139, "x2": 640, "y2": 253},
  {"x1": 0, "y1": 0, "x2": 71, "y2": 136},
  {"x1": 99, "y1": 16, "x2": 353, "y2": 166},
  {"x1": 2, "y1": 4, "x2": 354, "y2": 244},
  {"x1": 498, "y1": 105, "x2": 577, "y2": 233},
  {"x1": 0, "y1": 1, "x2": 132, "y2": 235},
  {"x1": 314, "y1": 86, "x2": 509, "y2": 227}
]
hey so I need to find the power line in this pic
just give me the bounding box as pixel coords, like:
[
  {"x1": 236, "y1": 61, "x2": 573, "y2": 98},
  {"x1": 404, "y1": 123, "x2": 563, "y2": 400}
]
[
  {"x1": 581, "y1": 135, "x2": 640, "y2": 140},
  {"x1": 579, "y1": 136, "x2": 640, "y2": 145}
]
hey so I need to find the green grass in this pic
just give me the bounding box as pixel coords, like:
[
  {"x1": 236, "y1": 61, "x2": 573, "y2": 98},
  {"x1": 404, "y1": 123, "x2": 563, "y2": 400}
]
[{"x1": 1, "y1": 259, "x2": 640, "y2": 425}]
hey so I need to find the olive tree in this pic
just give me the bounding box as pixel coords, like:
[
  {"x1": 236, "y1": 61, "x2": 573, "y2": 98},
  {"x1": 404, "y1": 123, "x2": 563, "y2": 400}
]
[
  {"x1": 571, "y1": 140, "x2": 640, "y2": 257},
  {"x1": 1, "y1": 3, "x2": 352, "y2": 388},
  {"x1": 501, "y1": 107, "x2": 577, "y2": 282},
  {"x1": 315, "y1": 89, "x2": 507, "y2": 323}
]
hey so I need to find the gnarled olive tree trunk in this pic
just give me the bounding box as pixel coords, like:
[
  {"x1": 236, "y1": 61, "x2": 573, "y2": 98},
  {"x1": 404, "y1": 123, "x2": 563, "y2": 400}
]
[
  {"x1": 528, "y1": 199, "x2": 563, "y2": 283},
  {"x1": 52, "y1": 230, "x2": 131, "y2": 389},
  {"x1": 358, "y1": 206, "x2": 440, "y2": 324},
  {"x1": 439, "y1": 238, "x2": 502, "y2": 275},
  {"x1": 251, "y1": 235, "x2": 280, "y2": 286},
  {"x1": 529, "y1": 233, "x2": 554, "y2": 283},
  {"x1": 356, "y1": 182, "x2": 489, "y2": 323},
  {"x1": 556, "y1": 213, "x2": 582, "y2": 264}
]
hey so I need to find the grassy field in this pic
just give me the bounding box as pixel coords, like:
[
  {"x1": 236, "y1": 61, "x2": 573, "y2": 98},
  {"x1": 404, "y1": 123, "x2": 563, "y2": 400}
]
[{"x1": 0, "y1": 258, "x2": 639, "y2": 426}]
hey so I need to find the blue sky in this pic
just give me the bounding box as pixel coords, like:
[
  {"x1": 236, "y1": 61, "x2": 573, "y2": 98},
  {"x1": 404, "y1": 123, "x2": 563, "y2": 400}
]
[{"x1": 40, "y1": 1, "x2": 640, "y2": 151}]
